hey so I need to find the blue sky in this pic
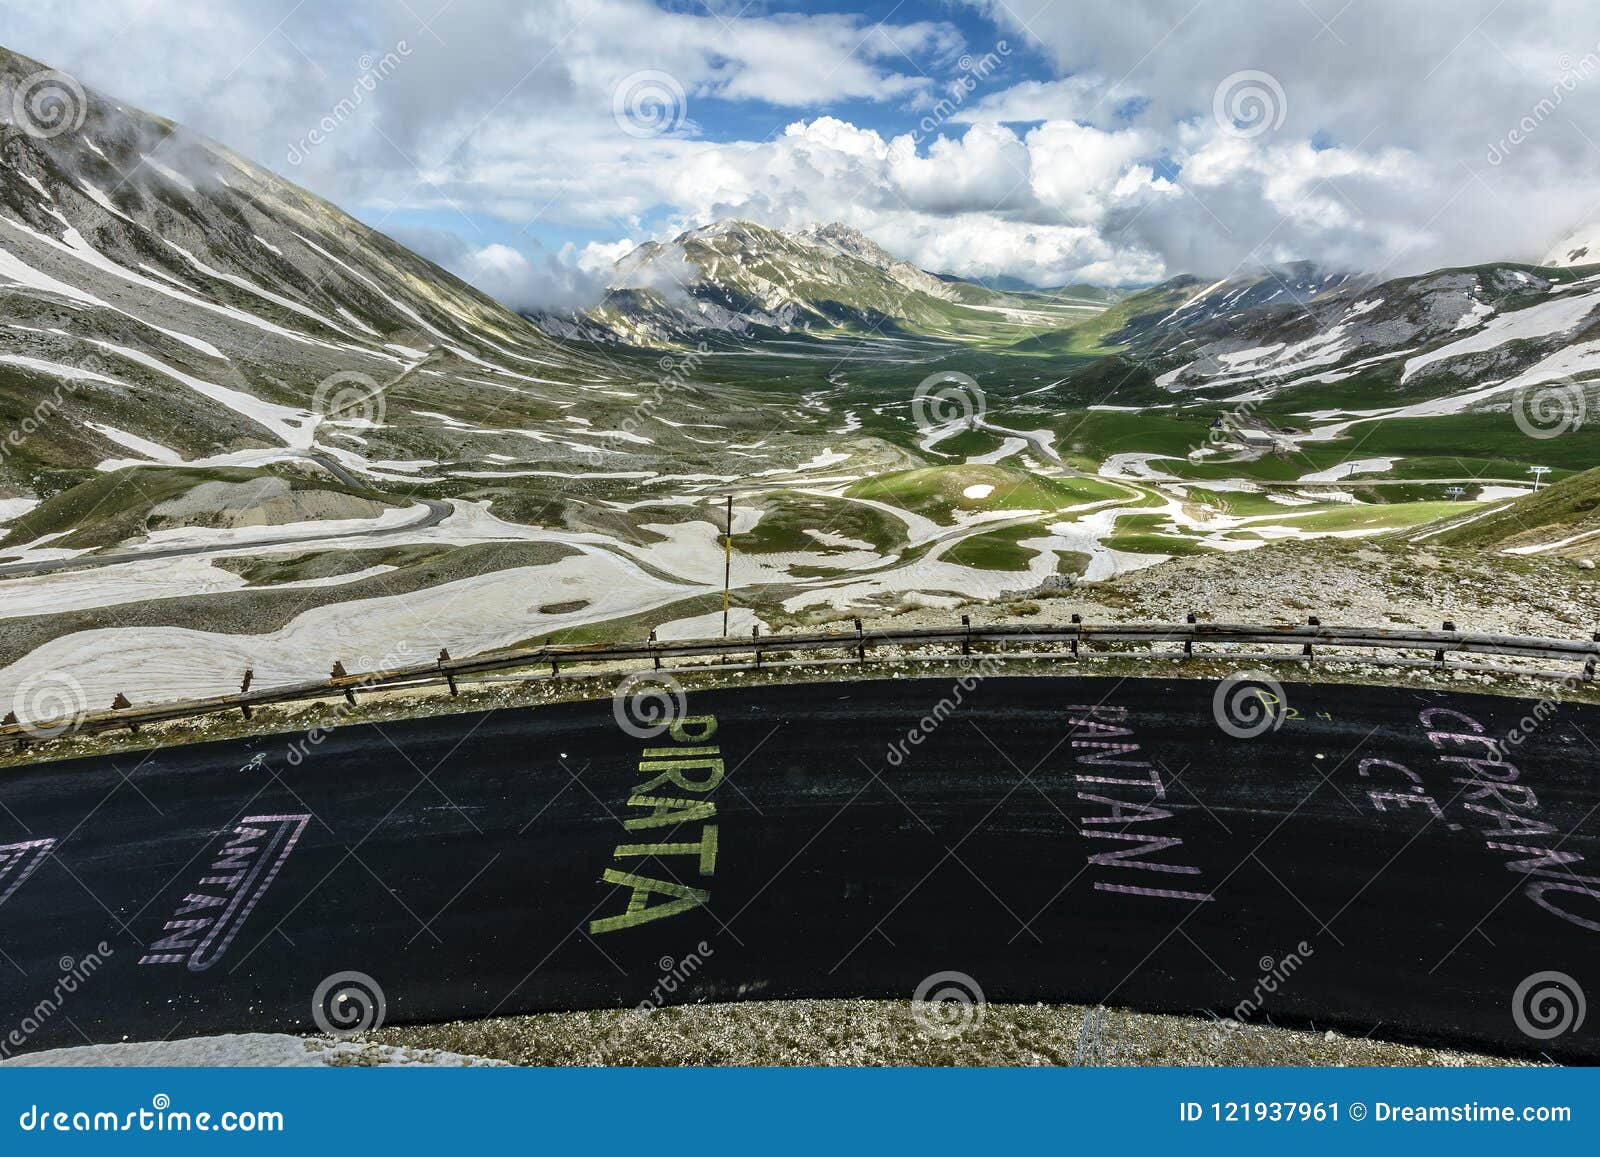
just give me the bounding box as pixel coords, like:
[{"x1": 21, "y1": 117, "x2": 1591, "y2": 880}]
[
  {"x1": 6, "y1": 1, "x2": 1600, "y2": 308},
  {"x1": 368, "y1": 0, "x2": 1065, "y2": 269}
]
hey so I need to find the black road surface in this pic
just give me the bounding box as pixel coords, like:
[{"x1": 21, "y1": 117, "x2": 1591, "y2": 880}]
[{"x1": 0, "y1": 677, "x2": 1596, "y2": 1060}]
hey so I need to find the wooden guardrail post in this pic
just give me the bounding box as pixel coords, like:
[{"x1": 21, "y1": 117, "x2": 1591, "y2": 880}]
[
  {"x1": 1184, "y1": 612, "x2": 1197, "y2": 656},
  {"x1": 111, "y1": 692, "x2": 138, "y2": 734},
  {"x1": 4, "y1": 623, "x2": 1595, "y2": 749},
  {"x1": 330, "y1": 661, "x2": 356, "y2": 705},
  {"x1": 3, "y1": 711, "x2": 24, "y2": 750},
  {"x1": 239, "y1": 669, "x2": 254, "y2": 720}
]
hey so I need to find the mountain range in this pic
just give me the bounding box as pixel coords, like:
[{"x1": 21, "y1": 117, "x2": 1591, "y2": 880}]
[
  {"x1": 0, "y1": 41, "x2": 1594, "y2": 713},
  {"x1": 535, "y1": 218, "x2": 1117, "y2": 349},
  {"x1": 541, "y1": 214, "x2": 1600, "y2": 437},
  {"x1": 3, "y1": 36, "x2": 1597, "y2": 502}
]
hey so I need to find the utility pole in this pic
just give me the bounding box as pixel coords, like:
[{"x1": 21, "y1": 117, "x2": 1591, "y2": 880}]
[{"x1": 722, "y1": 494, "x2": 733, "y2": 637}]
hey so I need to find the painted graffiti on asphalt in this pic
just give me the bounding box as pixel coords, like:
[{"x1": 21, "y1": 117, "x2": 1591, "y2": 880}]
[
  {"x1": 590, "y1": 715, "x2": 722, "y2": 935},
  {"x1": 1354, "y1": 707, "x2": 1598, "y2": 933},
  {"x1": 138, "y1": 814, "x2": 311, "y2": 970},
  {"x1": 1068, "y1": 704, "x2": 1215, "y2": 903},
  {"x1": 0, "y1": 838, "x2": 55, "y2": 910}
]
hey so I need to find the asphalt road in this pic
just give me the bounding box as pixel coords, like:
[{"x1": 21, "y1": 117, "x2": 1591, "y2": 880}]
[{"x1": 0, "y1": 676, "x2": 1595, "y2": 1060}]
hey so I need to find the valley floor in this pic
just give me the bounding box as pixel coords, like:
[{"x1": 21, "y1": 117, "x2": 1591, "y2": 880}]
[
  {"x1": 4, "y1": 534, "x2": 1593, "y2": 772},
  {"x1": 871, "y1": 536, "x2": 1597, "y2": 642},
  {"x1": 2, "y1": 459, "x2": 1590, "y2": 715}
]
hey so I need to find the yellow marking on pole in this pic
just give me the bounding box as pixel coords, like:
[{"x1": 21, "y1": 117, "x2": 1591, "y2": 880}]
[{"x1": 722, "y1": 494, "x2": 732, "y2": 638}]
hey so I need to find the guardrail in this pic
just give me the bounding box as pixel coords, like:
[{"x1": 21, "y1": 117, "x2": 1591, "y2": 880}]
[{"x1": 3, "y1": 616, "x2": 1597, "y2": 746}]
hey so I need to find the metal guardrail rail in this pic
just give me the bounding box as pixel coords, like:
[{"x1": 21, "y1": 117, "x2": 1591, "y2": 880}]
[{"x1": 3, "y1": 617, "x2": 1597, "y2": 745}]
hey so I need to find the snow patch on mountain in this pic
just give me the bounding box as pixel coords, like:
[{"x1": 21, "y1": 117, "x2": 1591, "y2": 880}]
[
  {"x1": 1541, "y1": 223, "x2": 1600, "y2": 268},
  {"x1": 1400, "y1": 290, "x2": 1600, "y2": 381}
]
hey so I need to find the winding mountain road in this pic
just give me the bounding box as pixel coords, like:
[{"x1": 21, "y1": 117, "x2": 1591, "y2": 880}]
[
  {"x1": 0, "y1": 676, "x2": 1593, "y2": 1060},
  {"x1": 0, "y1": 453, "x2": 453, "y2": 580}
]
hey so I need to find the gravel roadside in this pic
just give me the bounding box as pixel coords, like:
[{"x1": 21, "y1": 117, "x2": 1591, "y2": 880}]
[{"x1": 365, "y1": 999, "x2": 1535, "y2": 1067}]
